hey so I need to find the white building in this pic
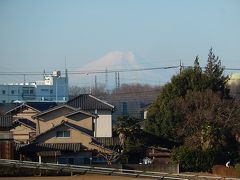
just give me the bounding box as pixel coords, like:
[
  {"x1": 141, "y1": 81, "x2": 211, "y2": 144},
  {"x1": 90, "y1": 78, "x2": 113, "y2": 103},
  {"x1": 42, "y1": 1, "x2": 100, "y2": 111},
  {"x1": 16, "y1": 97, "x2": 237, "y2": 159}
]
[
  {"x1": 0, "y1": 70, "x2": 69, "y2": 103},
  {"x1": 228, "y1": 73, "x2": 240, "y2": 98}
]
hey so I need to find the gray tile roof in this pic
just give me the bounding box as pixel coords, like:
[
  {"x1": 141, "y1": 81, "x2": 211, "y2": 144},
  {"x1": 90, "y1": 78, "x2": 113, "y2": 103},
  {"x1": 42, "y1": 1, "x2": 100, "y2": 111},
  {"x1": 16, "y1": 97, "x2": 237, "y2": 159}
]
[
  {"x1": 14, "y1": 118, "x2": 36, "y2": 130},
  {"x1": 67, "y1": 94, "x2": 115, "y2": 111},
  {"x1": 0, "y1": 115, "x2": 13, "y2": 128},
  {"x1": 18, "y1": 143, "x2": 83, "y2": 153},
  {"x1": 32, "y1": 104, "x2": 78, "y2": 119},
  {"x1": 0, "y1": 102, "x2": 57, "y2": 115}
]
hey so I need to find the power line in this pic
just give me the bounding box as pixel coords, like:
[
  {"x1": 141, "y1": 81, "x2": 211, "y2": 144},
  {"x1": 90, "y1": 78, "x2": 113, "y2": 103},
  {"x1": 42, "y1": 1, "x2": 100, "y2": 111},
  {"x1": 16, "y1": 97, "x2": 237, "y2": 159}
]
[
  {"x1": 0, "y1": 66, "x2": 179, "y2": 76},
  {"x1": 0, "y1": 65, "x2": 239, "y2": 76}
]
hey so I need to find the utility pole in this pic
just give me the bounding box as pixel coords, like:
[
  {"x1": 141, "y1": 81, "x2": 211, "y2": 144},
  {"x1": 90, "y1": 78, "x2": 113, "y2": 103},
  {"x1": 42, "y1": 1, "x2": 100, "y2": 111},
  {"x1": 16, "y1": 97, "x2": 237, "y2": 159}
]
[
  {"x1": 95, "y1": 75, "x2": 97, "y2": 90},
  {"x1": 105, "y1": 67, "x2": 108, "y2": 90},
  {"x1": 115, "y1": 72, "x2": 118, "y2": 90},
  {"x1": 179, "y1": 60, "x2": 183, "y2": 74},
  {"x1": 117, "y1": 72, "x2": 120, "y2": 88}
]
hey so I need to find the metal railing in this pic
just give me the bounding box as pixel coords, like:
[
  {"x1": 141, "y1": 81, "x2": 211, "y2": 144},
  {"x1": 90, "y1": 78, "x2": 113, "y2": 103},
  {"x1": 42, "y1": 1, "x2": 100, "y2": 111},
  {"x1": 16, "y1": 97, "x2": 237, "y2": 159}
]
[{"x1": 0, "y1": 159, "x2": 232, "y2": 180}]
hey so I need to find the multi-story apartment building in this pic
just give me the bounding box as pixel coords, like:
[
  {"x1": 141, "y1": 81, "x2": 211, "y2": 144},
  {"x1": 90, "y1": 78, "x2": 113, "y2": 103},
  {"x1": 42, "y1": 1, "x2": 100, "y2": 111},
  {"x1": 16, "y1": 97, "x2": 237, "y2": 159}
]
[{"x1": 0, "y1": 70, "x2": 69, "y2": 103}]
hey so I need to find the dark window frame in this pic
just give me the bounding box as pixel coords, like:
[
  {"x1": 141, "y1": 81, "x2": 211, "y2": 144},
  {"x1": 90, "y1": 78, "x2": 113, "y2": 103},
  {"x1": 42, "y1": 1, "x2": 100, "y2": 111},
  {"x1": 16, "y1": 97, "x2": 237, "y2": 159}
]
[{"x1": 56, "y1": 130, "x2": 70, "y2": 137}]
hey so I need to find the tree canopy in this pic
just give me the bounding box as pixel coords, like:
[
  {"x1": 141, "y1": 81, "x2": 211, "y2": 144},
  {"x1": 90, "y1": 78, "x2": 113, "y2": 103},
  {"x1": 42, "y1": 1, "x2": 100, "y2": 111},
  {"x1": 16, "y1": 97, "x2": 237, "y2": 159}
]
[{"x1": 145, "y1": 48, "x2": 235, "y2": 148}]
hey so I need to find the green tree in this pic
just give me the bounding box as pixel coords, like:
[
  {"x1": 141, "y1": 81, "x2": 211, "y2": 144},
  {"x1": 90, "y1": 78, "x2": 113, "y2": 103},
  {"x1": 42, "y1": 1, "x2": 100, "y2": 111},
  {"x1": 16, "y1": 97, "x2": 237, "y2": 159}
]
[
  {"x1": 115, "y1": 116, "x2": 146, "y2": 163},
  {"x1": 115, "y1": 116, "x2": 141, "y2": 150},
  {"x1": 145, "y1": 67, "x2": 207, "y2": 142},
  {"x1": 205, "y1": 48, "x2": 229, "y2": 97},
  {"x1": 145, "y1": 48, "x2": 230, "y2": 143}
]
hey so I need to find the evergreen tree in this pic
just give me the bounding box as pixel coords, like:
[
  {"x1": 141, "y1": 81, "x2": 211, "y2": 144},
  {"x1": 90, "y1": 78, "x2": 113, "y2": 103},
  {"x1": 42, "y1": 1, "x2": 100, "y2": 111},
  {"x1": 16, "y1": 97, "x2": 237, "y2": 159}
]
[{"x1": 205, "y1": 48, "x2": 229, "y2": 97}]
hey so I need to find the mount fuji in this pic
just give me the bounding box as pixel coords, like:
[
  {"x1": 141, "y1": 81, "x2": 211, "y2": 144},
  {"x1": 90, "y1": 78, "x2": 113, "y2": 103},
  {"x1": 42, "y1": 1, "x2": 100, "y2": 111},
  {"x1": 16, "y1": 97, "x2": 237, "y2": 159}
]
[
  {"x1": 80, "y1": 51, "x2": 141, "y2": 72},
  {"x1": 69, "y1": 51, "x2": 165, "y2": 88}
]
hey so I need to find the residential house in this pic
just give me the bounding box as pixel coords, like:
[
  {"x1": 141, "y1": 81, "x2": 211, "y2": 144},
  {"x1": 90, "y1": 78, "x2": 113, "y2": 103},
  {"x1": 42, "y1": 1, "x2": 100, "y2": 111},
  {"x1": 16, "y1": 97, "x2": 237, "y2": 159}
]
[
  {"x1": 18, "y1": 119, "x2": 117, "y2": 164},
  {"x1": 0, "y1": 102, "x2": 57, "y2": 143},
  {"x1": 67, "y1": 94, "x2": 115, "y2": 137},
  {"x1": 32, "y1": 104, "x2": 97, "y2": 135}
]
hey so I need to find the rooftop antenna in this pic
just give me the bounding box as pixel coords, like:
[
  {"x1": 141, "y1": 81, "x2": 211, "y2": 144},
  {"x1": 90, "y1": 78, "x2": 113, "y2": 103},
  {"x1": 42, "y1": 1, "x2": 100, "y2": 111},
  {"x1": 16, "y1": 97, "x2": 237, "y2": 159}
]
[{"x1": 65, "y1": 56, "x2": 68, "y2": 82}]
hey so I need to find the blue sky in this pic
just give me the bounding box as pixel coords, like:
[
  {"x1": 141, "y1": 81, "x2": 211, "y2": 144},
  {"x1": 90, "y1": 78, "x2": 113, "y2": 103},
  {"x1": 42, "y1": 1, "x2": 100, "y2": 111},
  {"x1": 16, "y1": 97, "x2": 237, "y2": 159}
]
[{"x1": 0, "y1": 0, "x2": 240, "y2": 85}]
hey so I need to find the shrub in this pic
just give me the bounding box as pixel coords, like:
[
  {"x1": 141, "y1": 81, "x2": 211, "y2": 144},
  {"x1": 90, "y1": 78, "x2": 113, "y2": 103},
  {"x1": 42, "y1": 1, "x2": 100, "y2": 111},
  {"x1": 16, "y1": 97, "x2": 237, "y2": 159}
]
[{"x1": 171, "y1": 146, "x2": 216, "y2": 172}]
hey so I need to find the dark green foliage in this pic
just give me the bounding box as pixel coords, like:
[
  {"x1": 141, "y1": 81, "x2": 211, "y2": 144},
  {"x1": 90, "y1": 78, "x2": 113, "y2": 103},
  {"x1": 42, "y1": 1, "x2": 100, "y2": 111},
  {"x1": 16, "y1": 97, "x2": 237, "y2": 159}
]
[
  {"x1": 205, "y1": 48, "x2": 229, "y2": 97},
  {"x1": 145, "y1": 48, "x2": 230, "y2": 144},
  {"x1": 171, "y1": 146, "x2": 219, "y2": 172},
  {"x1": 115, "y1": 116, "x2": 146, "y2": 163},
  {"x1": 145, "y1": 67, "x2": 209, "y2": 143},
  {"x1": 145, "y1": 48, "x2": 240, "y2": 172}
]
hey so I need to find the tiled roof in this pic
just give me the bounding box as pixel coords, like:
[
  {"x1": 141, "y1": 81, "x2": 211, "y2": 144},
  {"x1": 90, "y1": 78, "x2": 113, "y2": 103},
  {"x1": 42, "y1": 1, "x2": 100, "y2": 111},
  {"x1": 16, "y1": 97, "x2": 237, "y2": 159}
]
[
  {"x1": 67, "y1": 94, "x2": 115, "y2": 111},
  {"x1": 65, "y1": 121, "x2": 94, "y2": 137},
  {"x1": 65, "y1": 110, "x2": 98, "y2": 118},
  {"x1": 15, "y1": 118, "x2": 36, "y2": 130},
  {"x1": 26, "y1": 102, "x2": 58, "y2": 111},
  {"x1": 0, "y1": 102, "x2": 57, "y2": 115},
  {"x1": 96, "y1": 137, "x2": 120, "y2": 146},
  {"x1": 18, "y1": 143, "x2": 83, "y2": 153},
  {"x1": 0, "y1": 115, "x2": 13, "y2": 128},
  {"x1": 32, "y1": 104, "x2": 77, "y2": 118},
  {"x1": 0, "y1": 103, "x2": 19, "y2": 114},
  {"x1": 33, "y1": 121, "x2": 94, "y2": 142}
]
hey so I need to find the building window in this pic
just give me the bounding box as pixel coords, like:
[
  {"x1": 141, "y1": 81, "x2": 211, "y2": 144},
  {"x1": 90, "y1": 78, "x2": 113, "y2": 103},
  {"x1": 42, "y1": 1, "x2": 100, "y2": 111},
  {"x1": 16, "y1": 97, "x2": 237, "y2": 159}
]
[
  {"x1": 11, "y1": 90, "x2": 14, "y2": 94},
  {"x1": 29, "y1": 90, "x2": 34, "y2": 94},
  {"x1": 23, "y1": 90, "x2": 29, "y2": 94},
  {"x1": 50, "y1": 90, "x2": 53, "y2": 94},
  {"x1": 41, "y1": 89, "x2": 48, "y2": 92},
  {"x1": 56, "y1": 130, "x2": 70, "y2": 137},
  {"x1": 2, "y1": 90, "x2": 6, "y2": 94}
]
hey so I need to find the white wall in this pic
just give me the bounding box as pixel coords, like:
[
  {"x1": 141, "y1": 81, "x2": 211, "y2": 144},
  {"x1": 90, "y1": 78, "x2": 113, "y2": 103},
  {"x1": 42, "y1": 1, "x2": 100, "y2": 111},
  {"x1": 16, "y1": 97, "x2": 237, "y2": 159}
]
[{"x1": 95, "y1": 110, "x2": 112, "y2": 137}]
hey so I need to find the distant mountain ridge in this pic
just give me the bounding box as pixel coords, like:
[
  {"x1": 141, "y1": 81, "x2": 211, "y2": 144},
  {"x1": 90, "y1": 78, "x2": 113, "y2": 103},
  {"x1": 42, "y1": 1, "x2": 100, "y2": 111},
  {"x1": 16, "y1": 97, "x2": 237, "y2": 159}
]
[
  {"x1": 69, "y1": 50, "x2": 163, "y2": 87},
  {"x1": 80, "y1": 51, "x2": 141, "y2": 71}
]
